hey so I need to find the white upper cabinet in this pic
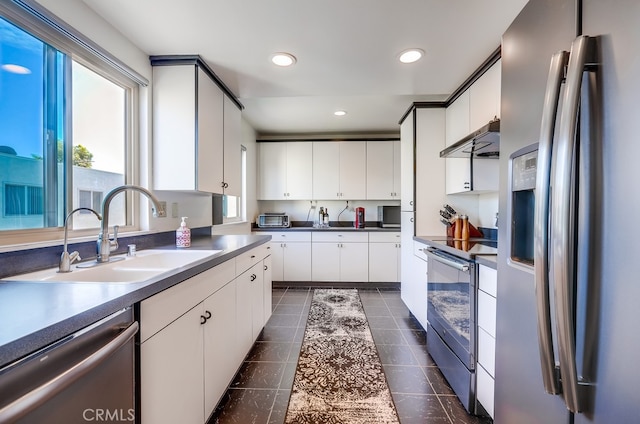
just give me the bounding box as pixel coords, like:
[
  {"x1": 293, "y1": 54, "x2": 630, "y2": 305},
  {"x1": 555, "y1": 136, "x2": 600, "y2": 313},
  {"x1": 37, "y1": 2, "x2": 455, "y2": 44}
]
[
  {"x1": 469, "y1": 60, "x2": 501, "y2": 130},
  {"x1": 153, "y1": 65, "x2": 224, "y2": 193},
  {"x1": 366, "y1": 140, "x2": 400, "y2": 200},
  {"x1": 258, "y1": 142, "x2": 312, "y2": 200},
  {"x1": 313, "y1": 142, "x2": 366, "y2": 200},
  {"x1": 445, "y1": 91, "x2": 471, "y2": 194},
  {"x1": 400, "y1": 115, "x2": 415, "y2": 211},
  {"x1": 444, "y1": 60, "x2": 500, "y2": 194},
  {"x1": 222, "y1": 95, "x2": 242, "y2": 197}
]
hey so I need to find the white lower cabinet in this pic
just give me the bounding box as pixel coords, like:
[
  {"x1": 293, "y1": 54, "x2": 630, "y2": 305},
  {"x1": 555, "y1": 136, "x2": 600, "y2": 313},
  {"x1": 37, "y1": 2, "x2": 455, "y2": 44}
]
[
  {"x1": 141, "y1": 303, "x2": 205, "y2": 424},
  {"x1": 368, "y1": 232, "x2": 401, "y2": 282},
  {"x1": 140, "y1": 244, "x2": 271, "y2": 424},
  {"x1": 267, "y1": 232, "x2": 312, "y2": 281},
  {"x1": 476, "y1": 263, "x2": 497, "y2": 418},
  {"x1": 203, "y1": 281, "x2": 237, "y2": 414},
  {"x1": 403, "y1": 240, "x2": 428, "y2": 329},
  {"x1": 311, "y1": 232, "x2": 368, "y2": 282}
]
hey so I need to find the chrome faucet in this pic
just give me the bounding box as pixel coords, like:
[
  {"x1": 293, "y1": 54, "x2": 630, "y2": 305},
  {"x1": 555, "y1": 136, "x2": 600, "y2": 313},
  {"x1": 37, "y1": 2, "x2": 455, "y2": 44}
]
[
  {"x1": 97, "y1": 185, "x2": 162, "y2": 263},
  {"x1": 59, "y1": 207, "x2": 102, "y2": 273}
]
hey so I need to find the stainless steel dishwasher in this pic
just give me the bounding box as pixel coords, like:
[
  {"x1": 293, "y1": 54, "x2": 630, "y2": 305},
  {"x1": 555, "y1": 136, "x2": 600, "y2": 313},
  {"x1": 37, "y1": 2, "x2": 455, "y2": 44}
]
[{"x1": 0, "y1": 308, "x2": 138, "y2": 424}]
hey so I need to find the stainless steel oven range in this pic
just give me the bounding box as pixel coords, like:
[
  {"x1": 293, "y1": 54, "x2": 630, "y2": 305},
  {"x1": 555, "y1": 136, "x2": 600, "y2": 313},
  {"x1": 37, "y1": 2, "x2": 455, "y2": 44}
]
[{"x1": 425, "y1": 238, "x2": 496, "y2": 415}]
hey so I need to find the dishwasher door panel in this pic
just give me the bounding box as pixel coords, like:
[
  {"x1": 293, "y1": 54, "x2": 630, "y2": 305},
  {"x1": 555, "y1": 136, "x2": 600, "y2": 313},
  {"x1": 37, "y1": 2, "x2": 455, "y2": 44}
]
[{"x1": 0, "y1": 309, "x2": 136, "y2": 424}]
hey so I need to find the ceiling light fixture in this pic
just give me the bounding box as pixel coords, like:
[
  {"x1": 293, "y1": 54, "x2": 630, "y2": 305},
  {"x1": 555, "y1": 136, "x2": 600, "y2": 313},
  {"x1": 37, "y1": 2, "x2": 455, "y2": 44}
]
[
  {"x1": 271, "y1": 52, "x2": 297, "y2": 67},
  {"x1": 1, "y1": 64, "x2": 31, "y2": 74},
  {"x1": 398, "y1": 48, "x2": 424, "y2": 64},
  {"x1": 334, "y1": 110, "x2": 347, "y2": 116}
]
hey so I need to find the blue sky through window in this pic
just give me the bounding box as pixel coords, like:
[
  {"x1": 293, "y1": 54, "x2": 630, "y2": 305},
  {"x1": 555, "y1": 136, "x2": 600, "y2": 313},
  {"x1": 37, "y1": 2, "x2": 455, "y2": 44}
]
[{"x1": 0, "y1": 17, "x2": 48, "y2": 159}]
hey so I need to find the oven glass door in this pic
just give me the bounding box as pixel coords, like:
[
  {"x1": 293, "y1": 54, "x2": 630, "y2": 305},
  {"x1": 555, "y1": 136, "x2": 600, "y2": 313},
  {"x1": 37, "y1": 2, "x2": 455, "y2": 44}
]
[{"x1": 427, "y1": 248, "x2": 475, "y2": 369}]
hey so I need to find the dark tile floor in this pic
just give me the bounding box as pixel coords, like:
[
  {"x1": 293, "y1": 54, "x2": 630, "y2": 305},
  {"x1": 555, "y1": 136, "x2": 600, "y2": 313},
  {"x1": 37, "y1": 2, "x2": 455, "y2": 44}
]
[{"x1": 208, "y1": 287, "x2": 491, "y2": 424}]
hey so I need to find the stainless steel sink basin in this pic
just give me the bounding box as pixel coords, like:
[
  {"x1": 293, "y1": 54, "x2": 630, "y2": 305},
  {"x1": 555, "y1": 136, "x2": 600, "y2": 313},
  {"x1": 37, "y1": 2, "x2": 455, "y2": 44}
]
[{"x1": 4, "y1": 249, "x2": 222, "y2": 283}]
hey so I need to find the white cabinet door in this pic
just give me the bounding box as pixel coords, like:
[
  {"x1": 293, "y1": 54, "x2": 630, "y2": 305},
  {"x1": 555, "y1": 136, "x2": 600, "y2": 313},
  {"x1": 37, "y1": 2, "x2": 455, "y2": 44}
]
[
  {"x1": 269, "y1": 242, "x2": 284, "y2": 281},
  {"x1": 263, "y1": 255, "x2": 273, "y2": 324},
  {"x1": 258, "y1": 143, "x2": 287, "y2": 200},
  {"x1": 203, "y1": 281, "x2": 237, "y2": 416},
  {"x1": 152, "y1": 65, "x2": 225, "y2": 193},
  {"x1": 222, "y1": 95, "x2": 242, "y2": 197},
  {"x1": 250, "y1": 262, "x2": 265, "y2": 340},
  {"x1": 445, "y1": 91, "x2": 471, "y2": 194},
  {"x1": 414, "y1": 108, "x2": 446, "y2": 236},
  {"x1": 313, "y1": 142, "x2": 366, "y2": 200},
  {"x1": 339, "y1": 142, "x2": 367, "y2": 199},
  {"x1": 235, "y1": 270, "x2": 254, "y2": 359},
  {"x1": 313, "y1": 142, "x2": 341, "y2": 199},
  {"x1": 311, "y1": 242, "x2": 340, "y2": 281},
  {"x1": 393, "y1": 140, "x2": 401, "y2": 198},
  {"x1": 369, "y1": 242, "x2": 400, "y2": 282},
  {"x1": 286, "y1": 142, "x2": 313, "y2": 199},
  {"x1": 141, "y1": 305, "x2": 204, "y2": 424},
  {"x1": 283, "y1": 242, "x2": 312, "y2": 281},
  {"x1": 339, "y1": 242, "x2": 369, "y2": 282},
  {"x1": 367, "y1": 141, "x2": 395, "y2": 200},
  {"x1": 400, "y1": 115, "x2": 415, "y2": 211},
  {"x1": 469, "y1": 61, "x2": 501, "y2": 130}
]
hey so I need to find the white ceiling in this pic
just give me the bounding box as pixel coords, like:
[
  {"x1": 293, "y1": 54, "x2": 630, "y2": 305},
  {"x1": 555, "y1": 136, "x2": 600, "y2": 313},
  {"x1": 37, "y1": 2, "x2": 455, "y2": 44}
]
[{"x1": 81, "y1": 0, "x2": 528, "y2": 136}]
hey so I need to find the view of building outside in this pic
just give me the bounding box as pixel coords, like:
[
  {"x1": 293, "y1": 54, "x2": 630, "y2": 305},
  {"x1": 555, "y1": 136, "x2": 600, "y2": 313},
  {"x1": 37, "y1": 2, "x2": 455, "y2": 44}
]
[{"x1": 0, "y1": 17, "x2": 127, "y2": 232}]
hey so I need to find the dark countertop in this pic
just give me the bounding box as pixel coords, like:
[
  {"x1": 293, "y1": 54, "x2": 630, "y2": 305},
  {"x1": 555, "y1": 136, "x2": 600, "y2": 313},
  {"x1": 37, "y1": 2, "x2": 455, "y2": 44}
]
[
  {"x1": 0, "y1": 234, "x2": 270, "y2": 368},
  {"x1": 476, "y1": 255, "x2": 498, "y2": 269},
  {"x1": 253, "y1": 225, "x2": 400, "y2": 232},
  {"x1": 413, "y1": 235, "x2": 498, "y2": 261}
]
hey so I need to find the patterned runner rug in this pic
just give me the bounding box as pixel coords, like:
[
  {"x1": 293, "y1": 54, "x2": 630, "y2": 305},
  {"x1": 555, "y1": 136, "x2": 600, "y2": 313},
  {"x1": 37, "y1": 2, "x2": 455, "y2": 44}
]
[{"x1": 285, "y1": 289, "x2": 399, "y2": 424}]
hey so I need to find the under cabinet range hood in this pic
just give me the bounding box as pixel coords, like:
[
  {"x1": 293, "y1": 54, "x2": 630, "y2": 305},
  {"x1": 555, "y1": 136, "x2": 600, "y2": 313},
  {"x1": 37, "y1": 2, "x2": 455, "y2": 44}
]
[{"x1": 440, "y1": 118, "x2": 500, "y2": 159}]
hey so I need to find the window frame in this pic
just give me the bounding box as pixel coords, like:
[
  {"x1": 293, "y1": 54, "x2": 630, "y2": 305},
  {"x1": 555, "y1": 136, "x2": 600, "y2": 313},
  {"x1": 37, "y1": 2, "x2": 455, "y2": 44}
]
[{"x1": 0, "y1": 0, "x2": 147, "y2": 246}]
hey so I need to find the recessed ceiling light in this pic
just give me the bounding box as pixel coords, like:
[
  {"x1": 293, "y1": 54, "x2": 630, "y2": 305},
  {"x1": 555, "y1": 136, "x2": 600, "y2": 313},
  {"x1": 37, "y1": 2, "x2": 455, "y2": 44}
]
[
  {"x1": 271, "y1": 52, "x2": 297, "y2": 67},
  {"x1": 398, "y1": 48, "x2": 424, "y2": 64},
  {"x1": 334, "y1": 110, "x2": 347, "y2": 116},
  {"x1": 1, "y1": 64, "x2": 31, "y2": 74}
]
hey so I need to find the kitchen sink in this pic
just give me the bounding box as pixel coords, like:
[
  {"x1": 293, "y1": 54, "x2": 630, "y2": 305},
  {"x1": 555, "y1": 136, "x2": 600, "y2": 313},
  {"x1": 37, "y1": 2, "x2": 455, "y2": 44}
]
[{"x1": 4, "y1": 249, "x2": 222, "y2": 283}]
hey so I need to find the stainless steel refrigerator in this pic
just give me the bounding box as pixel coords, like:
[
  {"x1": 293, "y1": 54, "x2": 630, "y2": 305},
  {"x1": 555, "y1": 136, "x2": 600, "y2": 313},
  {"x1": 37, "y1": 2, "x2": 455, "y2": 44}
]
[{"x1": 496, "y1": 0, "x2": 640, "y2": 423}]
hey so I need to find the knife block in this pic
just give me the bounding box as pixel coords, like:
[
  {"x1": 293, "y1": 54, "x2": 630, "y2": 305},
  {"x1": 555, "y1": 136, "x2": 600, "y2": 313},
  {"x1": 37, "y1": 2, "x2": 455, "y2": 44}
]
[{"x1": 447, "y1": 221, "x2": 483, "y2": 239}]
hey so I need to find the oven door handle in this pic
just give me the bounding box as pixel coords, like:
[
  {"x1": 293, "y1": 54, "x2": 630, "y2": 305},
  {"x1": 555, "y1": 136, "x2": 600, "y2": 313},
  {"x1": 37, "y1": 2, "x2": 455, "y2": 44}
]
[{"x1": 426, "y1": 248, "x2": 469, "y2": 272}]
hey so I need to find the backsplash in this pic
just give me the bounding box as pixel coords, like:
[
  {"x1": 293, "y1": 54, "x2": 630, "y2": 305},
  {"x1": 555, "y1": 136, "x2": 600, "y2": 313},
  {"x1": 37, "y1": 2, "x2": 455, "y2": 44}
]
[{"x1": 0, "y1": 227, "x2": 211, "y2": 279}]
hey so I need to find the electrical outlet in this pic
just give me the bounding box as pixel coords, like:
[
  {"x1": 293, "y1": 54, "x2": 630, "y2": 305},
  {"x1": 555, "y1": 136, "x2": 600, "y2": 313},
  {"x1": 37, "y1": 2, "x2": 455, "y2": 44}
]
[
  {"x1": 156, "y1": 201, "x2": 167, "y2": 217},
  {"x1": 171, "y1": 202, "x2": 179, "y2": 218}
]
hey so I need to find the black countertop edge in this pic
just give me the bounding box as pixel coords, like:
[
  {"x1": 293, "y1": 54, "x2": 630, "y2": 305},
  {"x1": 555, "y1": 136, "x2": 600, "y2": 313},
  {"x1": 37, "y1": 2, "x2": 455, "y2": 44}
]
[
  {"x1": 412, "y1": 235, "x2": 497, "y2": 261},
  {"x1": 252, "y1": 223, "x2": 400, "y2": 232},
  {"x1": 0, "y1": 234, "x2": 271, "y2": 368},
  {"x1": 475, "y1": 255, "x2": 498, "y2": 270}
]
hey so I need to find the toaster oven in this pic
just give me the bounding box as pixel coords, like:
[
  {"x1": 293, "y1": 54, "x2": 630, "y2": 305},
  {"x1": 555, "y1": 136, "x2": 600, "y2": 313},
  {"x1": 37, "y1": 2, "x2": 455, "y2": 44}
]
[{"x1": 257, "y1": 213, "x2": 290, "y2": 228}]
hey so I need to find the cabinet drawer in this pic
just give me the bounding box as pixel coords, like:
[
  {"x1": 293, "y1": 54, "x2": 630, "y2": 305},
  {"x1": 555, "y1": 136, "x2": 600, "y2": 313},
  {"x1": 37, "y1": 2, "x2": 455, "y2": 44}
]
[
  {"x1": 478, "y1": 289, "x2": 497, "y2": 338},
  {"x1": 476, "y1": 363, "x2": 495, "y2": 418},
  {"x1": 369, "y1": 232, "x2": 401, "y2": 243},
  {"x1": 236, "y1": 244, "x2": 269, "y2": 274},
  {"x1": 312, "y1": 231, "x2": 368, "y2": 243},
  {"x1": 479, "y1": 265, "x2": 497, "y2": 298},
  {"x1": 262, "y1": 231, "x2": 311, "y2": 242},
  {"x1": 478, "y1": 326, "x2": 496, "y2": 377},
  {"x1": 140, "y1": 259, "x2": 235, "y2": 342},
  {"x1": 413, "y1": 241, "x2": 429, "y2": 260}
]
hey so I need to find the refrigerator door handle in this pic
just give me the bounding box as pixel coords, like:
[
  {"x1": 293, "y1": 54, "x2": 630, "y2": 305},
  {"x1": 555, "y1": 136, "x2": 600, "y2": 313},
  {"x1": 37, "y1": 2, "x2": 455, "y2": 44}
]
[
  {"x1": 552, "y1": 35, "x2": 595, "y2": 414},
  {"x1": 535, "y1": 50, "x2": 569, "y2": 396}
]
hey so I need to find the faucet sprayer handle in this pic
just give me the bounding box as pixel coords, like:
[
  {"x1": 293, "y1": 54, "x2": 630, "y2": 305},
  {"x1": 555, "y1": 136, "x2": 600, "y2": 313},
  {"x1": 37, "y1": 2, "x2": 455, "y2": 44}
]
[{"x1": 109, "y1": 225, "x2": 120, "y2": 252}]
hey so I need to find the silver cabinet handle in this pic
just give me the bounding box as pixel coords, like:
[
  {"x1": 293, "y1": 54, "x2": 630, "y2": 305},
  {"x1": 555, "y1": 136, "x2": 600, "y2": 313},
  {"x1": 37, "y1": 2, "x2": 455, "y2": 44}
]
[
  {"x1": 0, "y1": 321, "x2": 138, "y2": 423},
  {"x1": 535, "y1": 49, "x2": 569, "y2": 397},
  {"x1": 552, "y1": 35, "x2": 594, "y2": 414}
]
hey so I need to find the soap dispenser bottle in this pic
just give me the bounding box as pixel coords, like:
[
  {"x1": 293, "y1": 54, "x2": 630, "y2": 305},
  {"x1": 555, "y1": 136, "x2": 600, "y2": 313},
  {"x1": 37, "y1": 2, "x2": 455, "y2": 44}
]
[{"x1": 176, "y1": 217, "x2": 191, "y2": 248}]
